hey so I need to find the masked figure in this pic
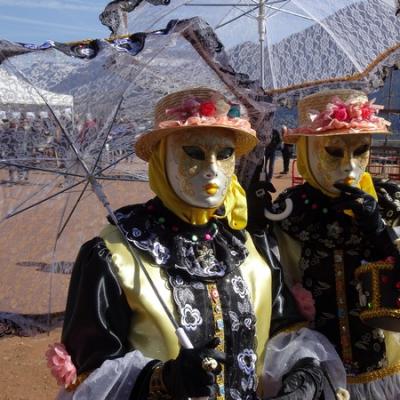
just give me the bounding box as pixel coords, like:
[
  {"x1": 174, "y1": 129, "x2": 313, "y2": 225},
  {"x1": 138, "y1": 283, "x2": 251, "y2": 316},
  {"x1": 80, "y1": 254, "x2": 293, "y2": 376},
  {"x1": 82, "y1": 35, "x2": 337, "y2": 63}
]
[
  {"x1": 47, "y1": 87, "x2": 324, "y2": 400},
  {"x1": 260, "y1": 89, "x2": 400, "y2": 399}
]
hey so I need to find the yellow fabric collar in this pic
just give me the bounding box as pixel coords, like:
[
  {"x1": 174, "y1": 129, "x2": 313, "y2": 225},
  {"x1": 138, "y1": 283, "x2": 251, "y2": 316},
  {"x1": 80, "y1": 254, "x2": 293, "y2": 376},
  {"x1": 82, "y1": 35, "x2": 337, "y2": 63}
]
[
  {"x1": 296, "y1": 136, "x2": 377, "y2": 200},
  {"x1": 148, "y1": 138, "x2": 248, "y2": 230}
]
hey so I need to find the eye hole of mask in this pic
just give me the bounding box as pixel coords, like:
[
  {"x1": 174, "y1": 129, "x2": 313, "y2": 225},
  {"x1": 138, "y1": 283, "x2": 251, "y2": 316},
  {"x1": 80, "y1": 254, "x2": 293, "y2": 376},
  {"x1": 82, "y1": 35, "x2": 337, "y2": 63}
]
[
  {"x1": 353, "y1": 144, "x2": 370, "y2": 156},
  {"x1": 324, "y1": 146, "x2": 344, "y2": 158},
  {"x1": 216, "y1": 147, "x2": 234, "y2": 160},
  {"x1": 182, "y1": 146, "x2": 205, "y2": 160}
]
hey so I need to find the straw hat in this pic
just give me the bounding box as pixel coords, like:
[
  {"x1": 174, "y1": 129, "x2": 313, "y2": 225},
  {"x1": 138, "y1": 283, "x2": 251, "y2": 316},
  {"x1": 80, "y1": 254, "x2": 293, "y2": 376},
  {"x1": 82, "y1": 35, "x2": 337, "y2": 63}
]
[
  {"x1": 283, "y1": 89, "x2": 390, "y2": 144},
  {"x1": 135, "y1": 87, "x2": 258, "y2": 161}
]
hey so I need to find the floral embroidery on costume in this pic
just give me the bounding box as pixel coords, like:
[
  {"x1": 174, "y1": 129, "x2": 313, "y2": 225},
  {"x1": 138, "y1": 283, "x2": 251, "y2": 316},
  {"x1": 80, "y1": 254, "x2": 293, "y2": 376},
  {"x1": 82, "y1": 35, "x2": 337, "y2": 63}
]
[
  {"x1": 237, "y1": 349, "x2": 257, "y2": 375},
  {"x1": 180, "y1": 304, "x2": 203, "y2": 331},
  {"x1": 167, "y1": 268, "x2": 258, "y2": 398},
  {"x1": 231, "y1": 276, "x2": 248, "y2": 299}
]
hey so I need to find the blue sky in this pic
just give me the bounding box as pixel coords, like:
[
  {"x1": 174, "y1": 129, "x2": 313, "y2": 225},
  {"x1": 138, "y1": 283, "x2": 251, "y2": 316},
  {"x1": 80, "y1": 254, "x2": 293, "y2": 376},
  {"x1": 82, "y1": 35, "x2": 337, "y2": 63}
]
[
  {"x1": 0, "y1": 0, "x2": 369, "y2": 46},
  {"x1": 0, "y1": 0, "x2": 111, "y2": 44}
]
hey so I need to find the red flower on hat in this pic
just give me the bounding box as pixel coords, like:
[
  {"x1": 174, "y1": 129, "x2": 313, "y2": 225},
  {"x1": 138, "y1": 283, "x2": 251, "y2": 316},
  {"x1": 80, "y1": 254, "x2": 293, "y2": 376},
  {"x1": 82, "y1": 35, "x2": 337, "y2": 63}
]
[
  {"x1": 361, "y1": 105, "x2": 374, "y2": 120},
  {"x1": 331, "y1": 105, "x2": 348, "y2": 122},
  {"x1": 199, "y1": 101, "x2": 216, "y2": 117}
]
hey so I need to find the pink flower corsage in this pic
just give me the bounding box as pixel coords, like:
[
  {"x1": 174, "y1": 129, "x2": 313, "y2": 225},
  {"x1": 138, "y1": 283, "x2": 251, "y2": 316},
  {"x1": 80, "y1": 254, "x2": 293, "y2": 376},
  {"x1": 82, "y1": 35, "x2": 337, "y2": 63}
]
[
  {"x1": 291, "y1": 283, "x2": 316, "y2": 321},
  {"x1": 45, "y1": 343, "x2": 77, "y2": 386},
  {"x1": 287, "y1": 95, "x2": 390, "y2": 137}
]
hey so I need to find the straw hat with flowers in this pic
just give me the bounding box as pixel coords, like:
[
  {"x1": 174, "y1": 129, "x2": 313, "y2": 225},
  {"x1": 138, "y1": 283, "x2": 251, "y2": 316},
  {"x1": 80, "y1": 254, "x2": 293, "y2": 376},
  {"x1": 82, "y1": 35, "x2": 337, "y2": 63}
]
[
  {"x1": 283, "y1": 89, "x2": 391, "y2": 144},
  {"x1": 135, "y1": 87, "x2": 258, "y2": 161}
]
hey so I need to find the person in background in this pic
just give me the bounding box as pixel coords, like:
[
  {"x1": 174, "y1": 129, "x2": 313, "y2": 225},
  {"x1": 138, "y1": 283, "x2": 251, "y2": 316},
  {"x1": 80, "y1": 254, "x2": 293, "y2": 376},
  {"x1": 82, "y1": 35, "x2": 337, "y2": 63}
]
[
  {"x1": 264, "y1": 128, "x2": 281, "y2": 182},
  {"x1": 280, "y1": 142, "x2": 294, "y2": 175}
]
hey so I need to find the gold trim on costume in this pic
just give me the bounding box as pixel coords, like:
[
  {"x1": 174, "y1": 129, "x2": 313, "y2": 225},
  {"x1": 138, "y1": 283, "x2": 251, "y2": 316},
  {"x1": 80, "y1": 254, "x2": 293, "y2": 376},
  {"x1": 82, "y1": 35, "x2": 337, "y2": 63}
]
[
  {"x1": 207, "y1": 283, "x2": 225, "y2": 400},
  {"x1": 65, "y1": 372, "x2": 91, "y2": 392},
  {"x1": 334, "y1": 249, "x2": 353, "y2": 363},
  {"x1": 359, "y1": 308, "x2": 400, "y2": 320},
  {"x1": 354, "y1": 261, "x2": 394, "y2": 276},
  {"x1": 355, "y1": 260, "x2": 396, "y2": 321},
  {"x1": 347, "y1": 363, "x2": 400, "y2": 384}
]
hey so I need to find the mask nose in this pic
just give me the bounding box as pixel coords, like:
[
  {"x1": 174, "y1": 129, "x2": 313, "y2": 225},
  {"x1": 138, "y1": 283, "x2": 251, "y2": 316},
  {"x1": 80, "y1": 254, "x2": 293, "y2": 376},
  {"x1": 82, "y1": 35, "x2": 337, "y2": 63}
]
[
  {"x1": 203, "y1": 152, "x2": 218, "y2": 179},
  {"x1": 342, "y1": 151, "x2": 357, "y2": 174},
  {"x1": 204, "y1": 161, "x2": 218, "y2": 179}
]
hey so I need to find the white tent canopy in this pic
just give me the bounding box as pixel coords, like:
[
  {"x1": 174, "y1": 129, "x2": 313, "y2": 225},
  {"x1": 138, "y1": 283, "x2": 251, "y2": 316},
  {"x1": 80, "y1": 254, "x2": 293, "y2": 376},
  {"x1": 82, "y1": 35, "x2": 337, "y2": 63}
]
[{"x1": 0, "y1": 68, "x2": 73, "y2": 108}]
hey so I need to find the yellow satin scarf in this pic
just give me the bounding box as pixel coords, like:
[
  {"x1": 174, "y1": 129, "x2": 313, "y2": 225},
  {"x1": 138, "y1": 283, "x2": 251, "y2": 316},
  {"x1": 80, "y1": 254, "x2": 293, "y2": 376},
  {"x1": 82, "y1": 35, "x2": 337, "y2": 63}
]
[
  {"x1": 296, "y1": 136, "x2": 378, "y2": 200},
  {"x1": 148, "y1": 138, "x2": 248, "y2": 230}
]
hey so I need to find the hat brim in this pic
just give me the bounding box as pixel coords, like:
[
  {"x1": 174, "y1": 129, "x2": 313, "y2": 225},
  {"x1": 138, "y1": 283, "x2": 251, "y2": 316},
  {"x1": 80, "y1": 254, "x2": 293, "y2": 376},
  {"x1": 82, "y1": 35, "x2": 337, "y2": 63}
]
[
  {"x1": 135, "y1": 125, "x2": 259, "y2": 161},
  {"x1": 283, "y1": 127, "x2": 390, "y2": 144}
]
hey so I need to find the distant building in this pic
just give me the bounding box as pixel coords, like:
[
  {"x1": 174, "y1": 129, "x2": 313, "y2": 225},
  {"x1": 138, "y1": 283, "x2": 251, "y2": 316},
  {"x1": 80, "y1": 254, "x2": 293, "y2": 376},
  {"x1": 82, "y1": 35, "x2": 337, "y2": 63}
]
[{"x1": 371, "y1": 67, "x2": 400, "y2": 146}]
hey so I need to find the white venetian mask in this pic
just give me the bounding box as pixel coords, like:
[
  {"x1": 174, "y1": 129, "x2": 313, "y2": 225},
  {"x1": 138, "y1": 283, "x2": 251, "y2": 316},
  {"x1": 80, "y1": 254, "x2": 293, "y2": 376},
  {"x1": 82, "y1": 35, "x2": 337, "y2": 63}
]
[
  {"x1": 165, "y1": 128, "x2": 236, "y2": 208},
  {"x1": 307, "y1": 134, "x2": 371, "y2": 195}
]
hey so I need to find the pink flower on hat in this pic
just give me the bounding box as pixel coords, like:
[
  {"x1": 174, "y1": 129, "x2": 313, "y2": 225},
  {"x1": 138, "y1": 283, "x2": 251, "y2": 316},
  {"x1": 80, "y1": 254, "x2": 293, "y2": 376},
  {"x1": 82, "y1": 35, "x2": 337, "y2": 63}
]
[
  {"x1": 45, "y1": 343, "x2": 77, "y2": 386},
  {"x1": 361, "y1": 104, "x2": 374, "y2": 120},
  {"x1": 166, "y1": 97, "x2": 221, "y2": 119},
  {"x1": 326, "y1": 96, "x2": 382, "y2": 124},
  {"x1": 347, "y1": 103, "x2": 362, "y2": 120},
  {"x1": 331, "y1": 104, "x2": 348, "y2": 122},
  {"x1": 165, "y1": 98, "x2": 201, "y2": 120},
  {"x1": 291, "y1": 283, "x2": 316, "y2": 321}
]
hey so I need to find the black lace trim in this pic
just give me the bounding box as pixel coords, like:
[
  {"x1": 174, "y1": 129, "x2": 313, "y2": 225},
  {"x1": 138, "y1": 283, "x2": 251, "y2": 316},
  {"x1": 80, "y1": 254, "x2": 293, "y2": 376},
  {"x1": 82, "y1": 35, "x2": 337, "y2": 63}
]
[{"x1": 109, "y1": 198, "x2": 248, "y2": 282}]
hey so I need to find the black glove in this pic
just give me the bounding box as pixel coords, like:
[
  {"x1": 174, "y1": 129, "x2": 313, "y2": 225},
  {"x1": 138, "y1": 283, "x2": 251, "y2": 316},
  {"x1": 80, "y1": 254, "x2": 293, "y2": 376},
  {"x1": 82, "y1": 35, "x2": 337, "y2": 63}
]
[
  {"x1": 374, "y1": 178, "x2": 400, "y2": 226},
  {"x1": 332, "y1": 183, "x2": 385, "y2": 237},
  {"x1": 162, "y1": 337, "x2": 225, "y2": 399},
  {"x1": 273, "y1": 358, "x2": 324, "y2": 400}
]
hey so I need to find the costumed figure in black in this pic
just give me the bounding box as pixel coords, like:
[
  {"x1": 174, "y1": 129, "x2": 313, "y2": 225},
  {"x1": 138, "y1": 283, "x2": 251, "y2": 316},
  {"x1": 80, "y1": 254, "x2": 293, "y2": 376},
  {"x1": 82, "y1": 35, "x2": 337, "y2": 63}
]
[
  {"x1": 263, "y1": 129, "x2": 281, "y2": 182},
  {"x1": 253, "y1": 89, "x2": 400, "y2": 400},
  {"x1": 280, "y1": 143, "x2": 293, "y2": 175},
  {"x1": 45, "y1": 87, "x2": 327, "y2": 400}
]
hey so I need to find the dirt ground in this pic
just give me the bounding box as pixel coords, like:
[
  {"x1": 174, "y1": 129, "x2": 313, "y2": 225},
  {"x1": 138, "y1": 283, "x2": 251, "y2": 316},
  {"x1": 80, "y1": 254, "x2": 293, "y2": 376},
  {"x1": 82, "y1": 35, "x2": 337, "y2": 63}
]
[
  {"x1": 0, "y1": 158, "x2": 293, "y2": 400},
  {"x1": 0, "y1": 328, "x2": 62, "y2": 400}
]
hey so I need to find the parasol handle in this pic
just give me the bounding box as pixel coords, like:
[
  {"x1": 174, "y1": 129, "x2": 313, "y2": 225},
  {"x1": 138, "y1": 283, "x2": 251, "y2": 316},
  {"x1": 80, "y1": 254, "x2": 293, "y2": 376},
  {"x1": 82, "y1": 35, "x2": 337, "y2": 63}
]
[{"x1": 176, "y1": 327, "x2": 194, "y2": 349}]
